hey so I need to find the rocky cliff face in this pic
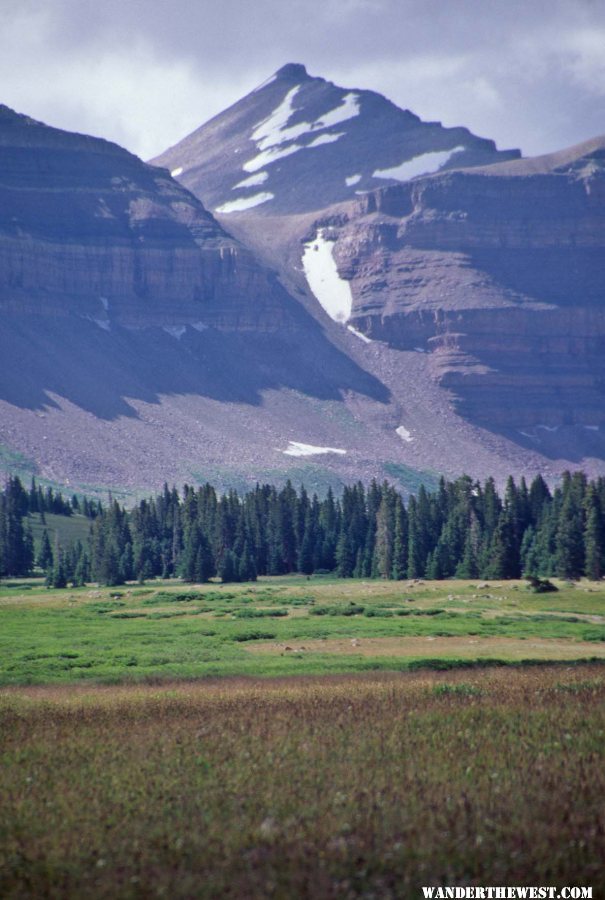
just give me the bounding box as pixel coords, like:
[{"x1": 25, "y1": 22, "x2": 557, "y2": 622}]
[
  {"x1": 330, "y1": 137, "x2": 605, "y2": 431},
  {"x1": 0, "y1": 105, "x2": 289, "y2": 331}
]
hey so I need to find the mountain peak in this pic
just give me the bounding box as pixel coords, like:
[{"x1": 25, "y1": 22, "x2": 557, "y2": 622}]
[
  {"x1": 274, "y1": 63, "x2": 309, "y2": 82},
  {"x1": 151, "y1": 68, "x2": 520, "y2": 216}
]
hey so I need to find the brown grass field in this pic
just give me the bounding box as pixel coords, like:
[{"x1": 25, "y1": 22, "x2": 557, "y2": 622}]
[
  {"x1": 246, "y1": 635, "x2": 605, "y2": 660},
  {"x1": 1, "y1": 664, "x2": 604, "y2": 899}
]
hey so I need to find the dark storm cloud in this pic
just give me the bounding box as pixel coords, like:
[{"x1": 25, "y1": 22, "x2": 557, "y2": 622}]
[{"x1": 2, "y1": 0, "x2": 604, "y2": 159}]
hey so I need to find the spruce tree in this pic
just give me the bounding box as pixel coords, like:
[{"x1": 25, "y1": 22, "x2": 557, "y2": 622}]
[
  {"x1": 220, "y1": 550, "x2": 238, "y2": 584},
  {"x1": 391, "y1": 496, "x2": 408, "y2": 580},
  {"x1": 48, "y1": 547, "x2": 67, "y2": 589},
  {"x1": 584, "y1": 487, "x2": 603, "y2": 581},
  {"x1": 374, "y1": 493, "x2": 395, "y2": 579}
]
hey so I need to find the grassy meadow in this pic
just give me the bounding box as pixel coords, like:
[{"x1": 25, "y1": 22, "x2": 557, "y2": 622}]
[
  {"x1": 1, "y1": 666, "x2": 604, "y2": 898},
  {"x1": 1, "y1": 575, "x2": 605, "y2": 685}
]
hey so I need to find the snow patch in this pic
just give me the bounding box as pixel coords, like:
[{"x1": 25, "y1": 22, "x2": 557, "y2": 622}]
[
  {"x1": 302, "y1": 229, "x2": 353, "y2": 323},
  {"x1": 191, "y1": 322, "x2": 208, "y2": 332},
  {"x1": 315, "y1": 93, "x2": 360, "y2": 129},
  {"x1": 170, "y1": 166, "x2": 183, "y2": 177},
  {"x1": 282, "y1": 441, "x2": 347, "y2": 457},
  {"x1": 414, "y1": 347, "x2": 426, "y2": 353},
  {"x1": 244, "y1": 144, "x2": 302, "y2": 173},
  {"x1": 584, "y1": 425, "x2": 600, "y2": 431},
  {"x1": 347, "y1": 324, "x2": 372, "y2": 343},
  {"x1": 396, "y1": 425, "x2": 413, "y2": 443},
  {"x1": 536, "y1": 424, "x2": 560, "y2": 433},
  {"x1": 307, "y1": 132, "x2": 344, "y2": 147},
  {"x1": 216, "y1": 192, "x2": 274, "y2": 213},
  {"x1": 373, "y1": 146, "x2": 466, "y2": 182},
  {"x1": 244, "y1": 88, "x2": 360, "y2": 173},
  {"x1": 99, "y1": 296, "x2": 109, "y2": 311},
  {"x1": 163, "y1": 325, "x2": 186, "y2": 340},
  {"x1": 233, "y1": 171, "x2": 268, "y2": 189},
  {"x1": 92, "y1": 318, "x2": 110, "y2": 332},
  {"x1": 346, "y1": 174, "x2": 362, "y2": 186},
  {"x1": 252, "y1": 86, "x2": 301, "y2": 149}
]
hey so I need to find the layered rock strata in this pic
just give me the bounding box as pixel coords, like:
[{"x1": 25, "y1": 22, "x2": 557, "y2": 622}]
[
  {"x1": 328, "y1": 138, "x2": 605, "y2": 430},
  {"x1": 0, "y1": 105, "x2": 289, "y2": 331}
]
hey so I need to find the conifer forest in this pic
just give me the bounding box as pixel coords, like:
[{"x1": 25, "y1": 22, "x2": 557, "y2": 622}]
[{"x1": 1, "y1": 471, "x2": 603, "y2": 585}]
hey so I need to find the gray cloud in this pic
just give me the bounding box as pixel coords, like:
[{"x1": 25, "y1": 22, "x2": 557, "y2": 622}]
[{"x1": 2, "y1": 0, "x2": 604, "y2": 160}]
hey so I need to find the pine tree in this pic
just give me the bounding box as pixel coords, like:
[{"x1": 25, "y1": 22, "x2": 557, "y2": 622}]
[
  {"x1": 455, "y1": 531, "x2": 478, "y2": 579},
  {"x1": 220, "y1": 550, "x2": 238, "y2": 584},
  {"x1": 73, "y1": 547, "x2": 90, "y2": 586},
  {"x1": 335, "y1": 531, "x2": 355, "y2": 578},
  {"x1": 36, "y1": 530, "x2": 53, "y2": 571},
  {"x1": 391, "y1": 496, "x2": 408, "y2": 580},
  {"x1": 555, "y1": 477, "x2": 585, "y2": 579},
  {"x1": 238, "y1": 541, "x2": 257, "y2": 582},
  {"x1": 484, "y1": 511, "x2": 520, "y2": 579},
  {"x1": 406, "y1": 497, "x2": 424, "y2": 578},
  {"x1": 375, "y1": 493, "x2": 395, "y2": 579},
  {"x1": 584, "y1": 487, "x2": 603, "y2": 581},
  {"x1": 179, "y1": 523, "x2": 214, "y2": 583},
  {"x1": 48, "y1": 546, "x2": 67, "y2": 589},
  {"x1": 519, "y1": 525, "x2": 537, "y2": 575},
  {"x1": 298, "y1": 510, "x2": 315, "y2": 575}
]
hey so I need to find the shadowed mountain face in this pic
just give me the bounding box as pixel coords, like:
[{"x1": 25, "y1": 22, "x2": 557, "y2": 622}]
[
  {"x1": 0, "y1": 103, "x2": 292, "y2": 331},
  {"x1": 0, "y1": 102, "x2": 406, "y2": 493}
]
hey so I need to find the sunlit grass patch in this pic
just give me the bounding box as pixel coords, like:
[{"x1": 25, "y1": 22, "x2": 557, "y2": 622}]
[{"x1": 2, "y1": 577, "x2": 605, "y2": 685}]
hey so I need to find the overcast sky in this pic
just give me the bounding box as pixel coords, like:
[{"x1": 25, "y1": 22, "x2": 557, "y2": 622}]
[{"x1": 2, "y1": 0, "x2": 604, "y2": 161}]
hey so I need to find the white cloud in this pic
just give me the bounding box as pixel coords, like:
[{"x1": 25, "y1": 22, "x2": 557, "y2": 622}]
[
  {"x1": 0, "y1": 10, "x2": 263, "y2": 159},
  {"x1": 549, "y1": 28, "x2": 605, "y2": 96},
  {"x1": 2, "y1": 0, "x2": 605, "y2": 161}
]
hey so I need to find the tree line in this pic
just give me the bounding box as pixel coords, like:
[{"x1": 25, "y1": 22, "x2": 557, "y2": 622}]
[{"x1": 1, "y1": 471, "x2": 604, "y2": 585}]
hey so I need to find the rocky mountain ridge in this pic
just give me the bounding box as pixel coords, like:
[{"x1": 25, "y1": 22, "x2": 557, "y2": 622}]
[{"x1": 334, "y1": 136, "x2": 605, "y2": 434}]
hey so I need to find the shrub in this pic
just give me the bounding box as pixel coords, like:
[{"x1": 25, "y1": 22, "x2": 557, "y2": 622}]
[
  {"x1": 231, "y1": 631, "x2": 277, "y2": 642},
  {"x1": 233, "y1": 609, "x2": 289, "y2": 618},
  {"x1": 311, "y1": 604, "x2": 365, "y2": 617},
  {"x1": 526, "y1": 576, "x2": 558, "y2": 593}
]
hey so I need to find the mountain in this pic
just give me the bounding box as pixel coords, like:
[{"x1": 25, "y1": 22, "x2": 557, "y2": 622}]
[
  {"x1": 152, "y1": 62, "x2": 520, "y2": 217},
  {"x1": 2, "y1": 64, "x2": 605, "y2": 497},
  {"x1": 152, "y1": 66, "x2": 605, "y2": 472}
]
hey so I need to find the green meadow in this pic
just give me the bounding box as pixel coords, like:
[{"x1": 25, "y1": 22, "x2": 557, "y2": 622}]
[{"x1": 2, "y1": 576, "x2": 605, "y2": 685}]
